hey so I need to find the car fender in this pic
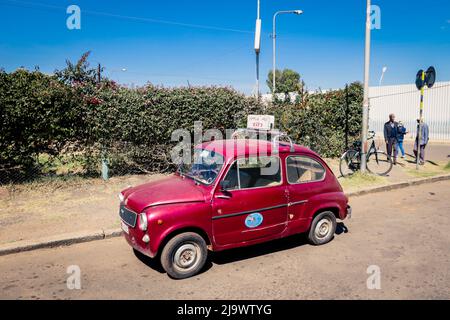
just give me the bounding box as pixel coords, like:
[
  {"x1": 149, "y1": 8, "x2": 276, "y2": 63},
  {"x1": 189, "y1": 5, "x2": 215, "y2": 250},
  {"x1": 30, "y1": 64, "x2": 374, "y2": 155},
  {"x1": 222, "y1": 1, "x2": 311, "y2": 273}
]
[{"x1": 305, "y1": 192, "x2": 348, "y2": 220}]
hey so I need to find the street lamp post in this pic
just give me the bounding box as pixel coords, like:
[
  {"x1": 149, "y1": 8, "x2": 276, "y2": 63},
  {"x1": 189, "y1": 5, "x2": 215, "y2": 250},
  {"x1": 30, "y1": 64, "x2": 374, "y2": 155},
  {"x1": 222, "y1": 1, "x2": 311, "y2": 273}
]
[
  {"x1": 272, "y1": 10, "x2": 303, "y2": 96},
  {"x1": 360, "y1": 0, "x2": 371, "y2": 173},
  {"x1": 379, "y1": 66, "x2": 387, "y2": 86},
  {"x1": 255, "y1": 0, "x2": 261, "y2": 98}
]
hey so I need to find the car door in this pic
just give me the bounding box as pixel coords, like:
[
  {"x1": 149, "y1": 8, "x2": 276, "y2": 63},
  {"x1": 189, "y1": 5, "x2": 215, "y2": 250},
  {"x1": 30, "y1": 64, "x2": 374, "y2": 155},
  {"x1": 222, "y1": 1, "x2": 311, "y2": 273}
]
[
  {"x1": 285, "y1": 155, "x2": 327, "y2": 233},
  {"x1": 212, "y1": 156, "x2": 288, "y2": 245}
]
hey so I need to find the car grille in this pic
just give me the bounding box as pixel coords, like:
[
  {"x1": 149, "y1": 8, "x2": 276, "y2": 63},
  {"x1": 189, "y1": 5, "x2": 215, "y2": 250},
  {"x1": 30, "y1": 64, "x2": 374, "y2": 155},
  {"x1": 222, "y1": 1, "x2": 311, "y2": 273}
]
[{"x1": 119, "y1": 204, "x2": 137, "y2": 228}]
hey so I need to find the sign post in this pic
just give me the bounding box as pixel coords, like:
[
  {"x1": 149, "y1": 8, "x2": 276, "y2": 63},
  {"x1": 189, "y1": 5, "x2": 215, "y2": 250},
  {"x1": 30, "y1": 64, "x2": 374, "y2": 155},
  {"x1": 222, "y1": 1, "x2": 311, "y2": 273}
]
[{"x1": 415, "y1": 66, "x2": 436, "y2": 170}]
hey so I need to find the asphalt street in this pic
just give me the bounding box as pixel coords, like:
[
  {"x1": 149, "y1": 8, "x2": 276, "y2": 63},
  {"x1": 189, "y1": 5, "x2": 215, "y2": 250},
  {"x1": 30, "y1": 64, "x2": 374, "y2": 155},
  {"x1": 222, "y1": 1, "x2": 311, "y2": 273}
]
[{"x1": 1, "y1": 181, "x2": 450, "y2": 299}]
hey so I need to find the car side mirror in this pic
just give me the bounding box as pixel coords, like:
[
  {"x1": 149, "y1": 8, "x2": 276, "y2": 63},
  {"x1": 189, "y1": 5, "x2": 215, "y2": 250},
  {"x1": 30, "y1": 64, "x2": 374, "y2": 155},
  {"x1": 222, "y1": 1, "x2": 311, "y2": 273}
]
[{"x1": 220, "y1": 180, "x2": 231, "y2": 191}]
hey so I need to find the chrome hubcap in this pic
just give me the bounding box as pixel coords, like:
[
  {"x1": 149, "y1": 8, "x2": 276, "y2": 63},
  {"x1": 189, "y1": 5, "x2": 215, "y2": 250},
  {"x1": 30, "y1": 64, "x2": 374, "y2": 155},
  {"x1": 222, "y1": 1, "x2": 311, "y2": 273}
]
[
  {"x1": 173, "y1": 243, "x2": 199, "y2": 270},
  {"x1": 315, "y1": 218, "x2": 332, "y2": 239}
]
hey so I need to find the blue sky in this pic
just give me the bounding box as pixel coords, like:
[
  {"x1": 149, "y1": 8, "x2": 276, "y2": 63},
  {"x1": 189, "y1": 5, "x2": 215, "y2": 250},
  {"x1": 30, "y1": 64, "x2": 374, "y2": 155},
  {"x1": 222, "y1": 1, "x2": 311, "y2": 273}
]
[{"x1": 1, "y1": 0, "x2": 449, "y2": 94}]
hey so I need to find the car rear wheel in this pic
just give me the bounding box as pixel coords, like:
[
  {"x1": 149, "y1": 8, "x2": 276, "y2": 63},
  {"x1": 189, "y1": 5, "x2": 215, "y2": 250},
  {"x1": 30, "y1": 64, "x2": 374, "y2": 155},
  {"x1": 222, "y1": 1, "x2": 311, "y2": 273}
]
[
  {"x1": 307, "y1": 211, "x2": 337, "y2": 245},
  {"x1": 160, "y1": 232, "x2": 207, "y2": 279}
]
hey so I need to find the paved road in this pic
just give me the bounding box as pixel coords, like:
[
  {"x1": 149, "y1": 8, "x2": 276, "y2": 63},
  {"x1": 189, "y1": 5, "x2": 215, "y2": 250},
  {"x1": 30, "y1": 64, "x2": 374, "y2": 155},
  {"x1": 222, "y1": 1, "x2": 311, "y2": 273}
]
[{"x1": 1, "y1": 181, "x2": 450, "y2": 300}]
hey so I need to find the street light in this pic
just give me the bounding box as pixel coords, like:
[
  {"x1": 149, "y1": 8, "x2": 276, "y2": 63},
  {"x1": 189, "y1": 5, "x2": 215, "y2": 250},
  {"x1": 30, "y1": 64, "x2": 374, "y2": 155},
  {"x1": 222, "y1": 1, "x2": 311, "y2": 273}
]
[
  {"x1": 254, "y1": 0, "x2": 262, "y2": 99},
  {"x1": 360, "y1": 0, "x2": 372, "y2": 173},
  {"x1": 272, "y1": 10, "x2": 303, "y2": 96},
  {"x1": 379, "y1": 66, "x2": 387, "y2": 86}
]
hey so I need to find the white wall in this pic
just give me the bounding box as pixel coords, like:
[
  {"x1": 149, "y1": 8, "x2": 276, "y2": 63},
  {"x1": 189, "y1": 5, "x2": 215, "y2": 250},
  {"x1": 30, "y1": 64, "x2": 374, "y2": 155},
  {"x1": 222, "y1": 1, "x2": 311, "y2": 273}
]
[{"x1": 369, "y1": 81, "x2": 450, "y2": 141}]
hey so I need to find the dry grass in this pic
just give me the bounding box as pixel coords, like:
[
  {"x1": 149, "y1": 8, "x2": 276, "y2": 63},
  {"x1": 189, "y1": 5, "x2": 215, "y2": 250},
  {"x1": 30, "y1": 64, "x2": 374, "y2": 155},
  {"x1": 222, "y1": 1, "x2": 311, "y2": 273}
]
[
  {"x1": 338, "y1": 172, "x2": 388, "y2": 193},
  {"x1": 445, "y1": 161, "x2": 450, "y2": 171},
  {"x1": 404, "y1": 160, "x2": 449, "y2": 178}
]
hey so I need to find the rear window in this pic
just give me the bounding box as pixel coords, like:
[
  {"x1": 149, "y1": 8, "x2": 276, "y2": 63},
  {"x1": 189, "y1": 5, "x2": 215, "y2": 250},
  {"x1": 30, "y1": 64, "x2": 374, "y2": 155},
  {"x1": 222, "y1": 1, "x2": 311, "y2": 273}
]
[{"x1": 286, "y1": 156, "x2": 326, "y2": 184}]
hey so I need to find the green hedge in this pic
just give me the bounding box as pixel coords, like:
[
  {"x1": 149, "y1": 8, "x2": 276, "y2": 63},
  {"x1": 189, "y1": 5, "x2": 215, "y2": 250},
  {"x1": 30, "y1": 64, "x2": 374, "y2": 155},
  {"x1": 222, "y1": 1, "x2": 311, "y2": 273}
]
[
  {"x1": 269, "y1": 83, "x2": 363, "y2": 157},
  {"x1": 82, "y1": 84, "x2": 261, "y2": 174},
  {"x1": 0, "y1": 67, "x2": 363, "y2": 181},
  {"x1": 0, "y1": 69, "x2": 81, "y2": 171}
]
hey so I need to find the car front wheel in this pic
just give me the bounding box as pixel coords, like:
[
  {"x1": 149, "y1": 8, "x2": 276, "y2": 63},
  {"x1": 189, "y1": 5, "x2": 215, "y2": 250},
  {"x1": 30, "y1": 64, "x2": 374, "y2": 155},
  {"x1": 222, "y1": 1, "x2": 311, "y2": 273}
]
[
  {"x1": 308, "y1": 211, "x2": 337, "y2": 245},
  {"x1": 160, "y1": 232, "x2": 207, "y2": 279}
]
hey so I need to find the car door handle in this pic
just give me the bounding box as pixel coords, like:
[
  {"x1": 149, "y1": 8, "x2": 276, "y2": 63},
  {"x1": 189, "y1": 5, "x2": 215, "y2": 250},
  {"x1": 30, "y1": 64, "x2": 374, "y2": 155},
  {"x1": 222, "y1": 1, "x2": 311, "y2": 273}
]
[{"x1": 215, "y1": 195, "x2": 231, "y2": 199}]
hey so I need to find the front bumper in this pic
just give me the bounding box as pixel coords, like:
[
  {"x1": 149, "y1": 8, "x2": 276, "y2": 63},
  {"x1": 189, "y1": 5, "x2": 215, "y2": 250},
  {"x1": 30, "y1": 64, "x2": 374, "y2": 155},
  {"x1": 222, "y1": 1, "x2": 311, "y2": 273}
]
[
  {"x1": 122, "y1": 228, "x2": 156, "y2": 258},
  {"x1": 120, "y1": 219, "x2": 155, "y2": 259}
]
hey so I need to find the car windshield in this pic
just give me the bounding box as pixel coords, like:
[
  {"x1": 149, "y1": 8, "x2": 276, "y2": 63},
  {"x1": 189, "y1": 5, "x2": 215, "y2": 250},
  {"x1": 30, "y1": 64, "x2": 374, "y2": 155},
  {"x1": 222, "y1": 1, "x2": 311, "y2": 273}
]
[{"x1": 179, "y1": 149, "x2": 224, "y2": 185}]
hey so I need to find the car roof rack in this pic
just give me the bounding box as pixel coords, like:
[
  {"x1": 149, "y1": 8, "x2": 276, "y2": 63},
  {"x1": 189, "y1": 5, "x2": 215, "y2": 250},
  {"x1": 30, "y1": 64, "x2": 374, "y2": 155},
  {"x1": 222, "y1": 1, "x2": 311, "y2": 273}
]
[{"x1": 231, "y1": 128, "x2": 295, "y2": 153}]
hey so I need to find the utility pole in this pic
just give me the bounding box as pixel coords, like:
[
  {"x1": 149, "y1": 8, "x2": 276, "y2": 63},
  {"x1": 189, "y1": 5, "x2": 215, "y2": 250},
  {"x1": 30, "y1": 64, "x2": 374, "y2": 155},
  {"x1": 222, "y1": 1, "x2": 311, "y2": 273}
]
[
  {"x1": 345, "y1": 84, "x2": 349, "y2": 150},
  {"x1": 272, "y1": 12, "x2": 277, "y2": 96},
  {"x1": 254, "y1": 0, "x2": 261, "y2": 99},
  {"x1": 360, "y1": 0, "x2": 371, "y2": 173},
  {"x1": 97, "y1": 63, "x2": 108, "y2": 180}
]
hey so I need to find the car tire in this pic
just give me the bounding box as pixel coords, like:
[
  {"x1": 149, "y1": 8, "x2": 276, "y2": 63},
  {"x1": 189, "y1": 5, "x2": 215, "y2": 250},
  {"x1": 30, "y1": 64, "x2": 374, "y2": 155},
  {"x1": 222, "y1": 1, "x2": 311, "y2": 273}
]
[
  {"x1": 160, "y1": 232, "x2": 207, "y2": 279},
  {"x1": 307, "y1": 211, "x2": 337, "y2": 245}
]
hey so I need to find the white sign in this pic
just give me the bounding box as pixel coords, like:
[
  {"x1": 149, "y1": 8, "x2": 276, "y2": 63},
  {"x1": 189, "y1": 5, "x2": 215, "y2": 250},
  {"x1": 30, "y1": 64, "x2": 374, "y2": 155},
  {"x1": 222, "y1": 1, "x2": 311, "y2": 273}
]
[{"x1": 247, "y1": 115, "x2": 275, "y2": 131}]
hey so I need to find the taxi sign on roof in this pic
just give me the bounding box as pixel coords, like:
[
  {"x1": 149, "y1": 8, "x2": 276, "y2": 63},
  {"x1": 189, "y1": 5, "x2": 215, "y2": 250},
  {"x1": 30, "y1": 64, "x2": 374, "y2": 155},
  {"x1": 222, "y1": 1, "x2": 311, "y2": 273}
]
[{"x1": 247, "y1": 115, "x2": 275, "y2": 131}]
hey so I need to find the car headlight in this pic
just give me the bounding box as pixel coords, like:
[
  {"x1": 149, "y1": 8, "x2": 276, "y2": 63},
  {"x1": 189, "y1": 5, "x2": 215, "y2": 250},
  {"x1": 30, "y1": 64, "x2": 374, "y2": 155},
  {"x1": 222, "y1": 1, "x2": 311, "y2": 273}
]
[
  {"x1": 138, "y1": 212, "x2": 148, "y2": 231},
  {"x1": 118, "y1": 193, "x2": 125, "y2": 203}
]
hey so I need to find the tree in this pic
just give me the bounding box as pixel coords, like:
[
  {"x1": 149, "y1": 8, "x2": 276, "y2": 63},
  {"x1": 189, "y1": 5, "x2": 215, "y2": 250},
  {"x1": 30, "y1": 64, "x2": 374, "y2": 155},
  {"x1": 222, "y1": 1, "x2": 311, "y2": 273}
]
[{"x1": 267, "y1": 68, "x2": 303, "y2": 99}]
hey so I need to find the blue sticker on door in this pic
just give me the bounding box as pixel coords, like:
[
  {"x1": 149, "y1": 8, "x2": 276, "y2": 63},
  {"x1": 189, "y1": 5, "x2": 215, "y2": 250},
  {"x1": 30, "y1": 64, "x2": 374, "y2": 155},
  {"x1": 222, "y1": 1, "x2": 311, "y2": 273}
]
[{"x1": 245, "y1": 213, "x2": 264, "y2": 228}]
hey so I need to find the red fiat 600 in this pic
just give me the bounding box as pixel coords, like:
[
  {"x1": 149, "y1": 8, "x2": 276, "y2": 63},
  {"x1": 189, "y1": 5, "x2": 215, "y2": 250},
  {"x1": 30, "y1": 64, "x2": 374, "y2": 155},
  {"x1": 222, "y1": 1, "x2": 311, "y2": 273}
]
[{"x1": 119, "y1": 132, "x2": 351, "y2": 279}]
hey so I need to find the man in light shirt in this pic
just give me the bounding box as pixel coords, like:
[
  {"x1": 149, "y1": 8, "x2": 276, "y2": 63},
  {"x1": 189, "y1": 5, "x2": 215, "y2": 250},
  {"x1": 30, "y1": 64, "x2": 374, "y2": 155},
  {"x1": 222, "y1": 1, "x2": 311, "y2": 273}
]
[{"x1": 414, "y1": 118, "x2": 429, "y2": 165}]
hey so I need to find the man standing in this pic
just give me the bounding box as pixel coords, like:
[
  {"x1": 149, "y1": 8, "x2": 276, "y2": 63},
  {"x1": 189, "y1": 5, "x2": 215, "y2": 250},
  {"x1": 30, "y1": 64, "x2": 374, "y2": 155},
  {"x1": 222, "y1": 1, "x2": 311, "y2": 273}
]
[
  {"x1": 414, "y1": 118, "x2": 429, "y2": 165},
  {"x1": 384, "y1": 114, "x2": 399, "y2": 165}
]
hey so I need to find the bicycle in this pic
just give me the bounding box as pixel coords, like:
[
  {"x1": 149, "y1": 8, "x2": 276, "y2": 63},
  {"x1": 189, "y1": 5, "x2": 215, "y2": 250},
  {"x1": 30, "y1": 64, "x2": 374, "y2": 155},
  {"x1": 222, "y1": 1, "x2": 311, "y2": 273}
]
[{"x1": 339, "y1": 131, "x2": 393, "y2": 177}]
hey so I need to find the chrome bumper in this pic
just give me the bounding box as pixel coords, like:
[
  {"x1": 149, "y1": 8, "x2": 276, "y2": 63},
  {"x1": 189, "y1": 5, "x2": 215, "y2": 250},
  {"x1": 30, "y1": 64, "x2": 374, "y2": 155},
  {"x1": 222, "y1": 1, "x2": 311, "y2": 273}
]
[{"x1": 347, "y1": 205, "x2": 352, "y2": 219}]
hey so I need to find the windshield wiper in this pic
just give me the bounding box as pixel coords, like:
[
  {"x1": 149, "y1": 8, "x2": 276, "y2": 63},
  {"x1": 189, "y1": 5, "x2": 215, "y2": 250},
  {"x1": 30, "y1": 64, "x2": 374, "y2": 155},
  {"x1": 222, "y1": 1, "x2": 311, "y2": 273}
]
[{"x1": 185, "y1": 173, "x2": 207, "y2": 185}]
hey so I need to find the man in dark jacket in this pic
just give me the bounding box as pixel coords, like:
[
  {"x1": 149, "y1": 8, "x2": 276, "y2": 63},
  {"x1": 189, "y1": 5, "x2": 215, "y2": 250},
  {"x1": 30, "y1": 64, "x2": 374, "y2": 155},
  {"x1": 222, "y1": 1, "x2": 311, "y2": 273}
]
[{"x1": 383, "y1": 113, "x2": 399, "y2": 165}]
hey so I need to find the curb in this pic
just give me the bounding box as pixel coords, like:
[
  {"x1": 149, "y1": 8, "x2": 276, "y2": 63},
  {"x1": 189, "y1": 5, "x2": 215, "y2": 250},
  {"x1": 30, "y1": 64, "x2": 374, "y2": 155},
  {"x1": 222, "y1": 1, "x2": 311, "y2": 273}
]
[
  {"x1": 346, "y1": 173, "x2": 450, "y2": 198},
  {"x1": 1, "y1": 173, "x2": 450, "y2": 257},
  {"x1": 0, "y1": 228, "x2": 122, "y2": 257}
]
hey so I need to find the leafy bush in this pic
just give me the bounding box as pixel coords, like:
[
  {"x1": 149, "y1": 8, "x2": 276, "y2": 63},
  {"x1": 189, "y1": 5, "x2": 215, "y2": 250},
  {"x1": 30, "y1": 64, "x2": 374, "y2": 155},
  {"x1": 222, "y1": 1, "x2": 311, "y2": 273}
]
[
  {"x1": 83, "y1": 84, "x2": 261, "y2": 173},
  {"x1": 268, "y1": 82, "x2": 363, "y2": 157},
  {"x1": 0, "y1": 56, "x2": 363, "y2": 182},
  {"x1": 0, "y1": 69, "x2": 81, "y2": 173}
]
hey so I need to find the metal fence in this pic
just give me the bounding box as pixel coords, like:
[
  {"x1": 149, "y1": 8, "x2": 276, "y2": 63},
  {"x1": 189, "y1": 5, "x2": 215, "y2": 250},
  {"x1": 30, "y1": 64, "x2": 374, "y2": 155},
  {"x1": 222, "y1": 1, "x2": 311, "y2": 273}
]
[{"x1": 369, "y1": 81, "x2": 450, "y2": 141}]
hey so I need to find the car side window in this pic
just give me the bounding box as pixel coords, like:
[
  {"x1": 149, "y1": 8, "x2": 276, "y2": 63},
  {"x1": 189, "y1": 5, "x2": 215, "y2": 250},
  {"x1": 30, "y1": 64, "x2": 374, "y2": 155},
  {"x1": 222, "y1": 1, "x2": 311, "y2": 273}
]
[
  {"x1": 223, "y1": 156, "x2": 281, "y2": 190},
  {"x1": 223, "y1": 162, "x2": 239, "y2": 190},
  {"x1": 286, "y1": 156, "x2": 326, "y2": 184}
]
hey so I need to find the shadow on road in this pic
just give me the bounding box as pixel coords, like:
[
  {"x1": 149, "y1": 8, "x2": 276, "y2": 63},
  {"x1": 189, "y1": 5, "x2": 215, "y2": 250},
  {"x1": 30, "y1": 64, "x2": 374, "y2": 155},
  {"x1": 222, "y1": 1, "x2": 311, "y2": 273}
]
[
  {"x1": 133, "y1": 248, "x2": 165, "y2": 274},
  {"x1": 133, "y1": 223, "x2": 350, "y2": 276},
  {"x1": 336, "y1": 222, "x2": 349, "y2": 235},
  {"x1": 211, "y1": 223, "x2": 349, "y2": 266}
]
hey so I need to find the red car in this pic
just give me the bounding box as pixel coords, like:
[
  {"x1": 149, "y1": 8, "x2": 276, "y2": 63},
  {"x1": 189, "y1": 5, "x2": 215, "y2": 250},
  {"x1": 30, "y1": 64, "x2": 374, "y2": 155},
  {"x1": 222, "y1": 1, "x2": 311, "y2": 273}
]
[{"x1": 119, "y1": 134, "x2": 351, "y2": 279}]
